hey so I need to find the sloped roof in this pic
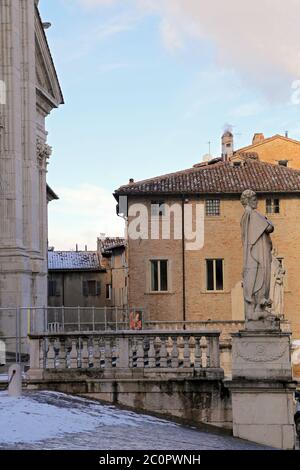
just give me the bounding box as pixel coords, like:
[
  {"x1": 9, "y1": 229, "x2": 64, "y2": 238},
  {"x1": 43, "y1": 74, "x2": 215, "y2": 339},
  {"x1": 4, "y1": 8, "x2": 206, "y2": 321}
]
[
  {"x1": 99, "y1": 237, "x2": 125, "y2": 254},
  {"x1": 236, "y1": 134, "x2": 300, "y2": 153},
  {"x1": 48, "y1": 251, "x2": 104, "y2": 271},
  {"x1": 114, "y1": 158, "x2": 300, "y2": 196}
]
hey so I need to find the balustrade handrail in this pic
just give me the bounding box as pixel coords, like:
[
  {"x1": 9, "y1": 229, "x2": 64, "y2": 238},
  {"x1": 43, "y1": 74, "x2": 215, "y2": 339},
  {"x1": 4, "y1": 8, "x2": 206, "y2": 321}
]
[{"x1": 29, "y1": 329, "x2": 221, "y2": 339}]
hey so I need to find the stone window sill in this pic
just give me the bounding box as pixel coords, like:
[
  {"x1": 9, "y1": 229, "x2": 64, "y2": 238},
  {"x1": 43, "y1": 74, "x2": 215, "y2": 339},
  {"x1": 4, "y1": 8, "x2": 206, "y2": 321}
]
[{"x1": 145, "y1": 291, "x2": 175, "y2": 295}]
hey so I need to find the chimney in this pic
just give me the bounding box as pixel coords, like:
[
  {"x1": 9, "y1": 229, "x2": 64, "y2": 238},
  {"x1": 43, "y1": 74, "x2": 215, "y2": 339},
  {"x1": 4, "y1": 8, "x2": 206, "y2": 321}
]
[
  {"x1": 252, "y1": 133, "x2": 265, "y2": 145},
  {"x1": 76, "y1": 244, "x2": 78, "y2": 252},
  {"x1": 129, "y1": 178, "x2": 134, "y2": 184},
  {"x1": 221, "y1": 130, "x2": 234, "y2": 161}
]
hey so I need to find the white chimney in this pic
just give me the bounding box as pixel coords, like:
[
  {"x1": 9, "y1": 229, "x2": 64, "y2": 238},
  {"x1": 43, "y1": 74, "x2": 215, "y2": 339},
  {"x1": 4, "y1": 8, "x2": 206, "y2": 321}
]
[{"x1": 222, "y1": 130, "x2": 234, "y2": 161}]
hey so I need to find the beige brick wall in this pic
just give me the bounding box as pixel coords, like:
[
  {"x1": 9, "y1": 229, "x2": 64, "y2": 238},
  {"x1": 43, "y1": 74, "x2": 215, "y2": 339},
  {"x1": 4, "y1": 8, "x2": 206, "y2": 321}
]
[
  {"x1": 127, "y1": 194, "x2": 300, "y2": 339},
  {"x1": 243, "y1": 138, "x2": 300, "y2": 169}
]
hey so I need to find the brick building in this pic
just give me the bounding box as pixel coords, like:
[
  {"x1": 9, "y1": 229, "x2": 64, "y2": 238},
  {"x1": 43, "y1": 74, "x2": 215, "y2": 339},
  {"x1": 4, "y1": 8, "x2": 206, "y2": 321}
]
[
  {"x1": 48, "y1": 238, "x2": 127, "y2": 309},
  {"x1": 114, "y1": 145, "x2": 300, "y2": 347}
]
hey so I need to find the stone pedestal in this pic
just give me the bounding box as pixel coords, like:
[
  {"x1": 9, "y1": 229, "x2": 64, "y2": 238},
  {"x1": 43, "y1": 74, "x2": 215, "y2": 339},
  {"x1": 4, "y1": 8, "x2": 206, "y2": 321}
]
[{"x1": 228, "y1": 329, "x2": 296, "y2": 449}]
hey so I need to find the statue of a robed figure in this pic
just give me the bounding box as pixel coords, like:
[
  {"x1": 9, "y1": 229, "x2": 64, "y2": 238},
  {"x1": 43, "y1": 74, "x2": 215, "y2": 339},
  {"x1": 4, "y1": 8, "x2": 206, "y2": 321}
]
[{"x1": 240, "y1": 190, "x2": 275, "y2": 322}]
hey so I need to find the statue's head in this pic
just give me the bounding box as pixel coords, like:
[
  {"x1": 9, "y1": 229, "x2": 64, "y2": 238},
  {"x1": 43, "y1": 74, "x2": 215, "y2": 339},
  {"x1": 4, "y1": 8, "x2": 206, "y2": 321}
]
[{"x1": 240, "y1": 189, "x2": 258, "y2": 209}]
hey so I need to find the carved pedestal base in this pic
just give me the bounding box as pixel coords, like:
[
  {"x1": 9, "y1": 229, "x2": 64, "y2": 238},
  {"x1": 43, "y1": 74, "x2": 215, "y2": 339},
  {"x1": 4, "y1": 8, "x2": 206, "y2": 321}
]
[{"x1": 227, "y1": 330, "x2": 296, "y2": 449}]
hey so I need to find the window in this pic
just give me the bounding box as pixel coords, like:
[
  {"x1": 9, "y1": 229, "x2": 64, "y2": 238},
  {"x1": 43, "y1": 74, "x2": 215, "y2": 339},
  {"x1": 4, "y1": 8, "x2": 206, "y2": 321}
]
[
  {"x1": 151, "y1": 200, "x2": 166, "y2": 216},
  {"x1": 278, "y1": 160, "x2": 288, "y2": 167},
  {"x1": 150, "y1": 260, "x2": 168, "y2": 292},
  {"x1": 48, "y1": 279, "x2": 58, "y2": 297},
  {"x1": 106, "y1": 284, "x2": 112, "y2": 300},
  {"x1": 205, "y1": 199, "x2": 220, "y2": 216},
  {"x1": 206, "y1": 259, "x2": 224, "y2": 291},
  {"x1": 266, "y1": 198, "x2": 280, "y2": 214},
  {"x1": 83, "y1": 280, "x2": 101, "y2": 297}
]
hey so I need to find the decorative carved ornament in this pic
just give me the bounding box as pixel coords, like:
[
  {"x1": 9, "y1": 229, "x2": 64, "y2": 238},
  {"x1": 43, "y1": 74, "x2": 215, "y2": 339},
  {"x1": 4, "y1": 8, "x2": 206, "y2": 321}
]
[
  {"x1": 36, "y1": 138, "x2": 52, "y2": 170},
  {"x1": 236, "y1": 341, "x2": 288, "y2": 362}
]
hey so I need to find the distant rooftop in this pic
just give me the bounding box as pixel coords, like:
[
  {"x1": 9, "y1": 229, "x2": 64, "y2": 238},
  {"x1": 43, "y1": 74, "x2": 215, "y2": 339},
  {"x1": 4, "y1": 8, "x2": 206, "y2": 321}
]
[
  {"x1": 114, "y1": 158, "x2": 300, "y2": 196},
  {"x1": 48, "y1": 251, "x2": 104, "y2": 271},
  {"x1": 98, "y1": 237, "x2": 125, "y2": 254}
]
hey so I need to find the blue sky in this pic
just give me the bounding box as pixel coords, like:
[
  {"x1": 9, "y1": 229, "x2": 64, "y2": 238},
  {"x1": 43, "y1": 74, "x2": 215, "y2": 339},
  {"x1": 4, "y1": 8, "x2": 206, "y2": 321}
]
[{"x1": 40, "y1": 0, "x2": 300, "y2": 250}]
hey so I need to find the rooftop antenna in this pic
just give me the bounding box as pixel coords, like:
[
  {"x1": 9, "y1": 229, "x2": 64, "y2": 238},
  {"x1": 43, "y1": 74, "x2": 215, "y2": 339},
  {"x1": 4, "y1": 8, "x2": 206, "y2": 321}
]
[{"x1": 207, "y1": 141, "x2": 212, "y2": 155}]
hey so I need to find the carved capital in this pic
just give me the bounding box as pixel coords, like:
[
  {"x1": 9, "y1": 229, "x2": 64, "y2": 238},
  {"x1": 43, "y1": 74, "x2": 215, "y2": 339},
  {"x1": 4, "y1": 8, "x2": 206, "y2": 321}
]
[{"x1": 36, "y1": 138, "x2": 52, "y2": 170}]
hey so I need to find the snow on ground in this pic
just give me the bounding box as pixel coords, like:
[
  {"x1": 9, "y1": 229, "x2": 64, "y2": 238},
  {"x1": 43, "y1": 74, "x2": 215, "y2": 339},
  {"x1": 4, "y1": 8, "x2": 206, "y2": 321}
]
[
  {"x1": 0, "y1": 391, "x2": 167, "y2": 444},
  {"x1": 0, "y1": 391, "x2": 271, "y2": 450}
]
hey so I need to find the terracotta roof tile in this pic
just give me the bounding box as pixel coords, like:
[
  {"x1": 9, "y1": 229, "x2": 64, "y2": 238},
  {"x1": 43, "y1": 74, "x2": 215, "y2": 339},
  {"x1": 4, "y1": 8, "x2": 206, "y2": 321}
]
[
  {"x1": 99, "y1": 237, "x2": 125, "y2": 253},
  {"x1": 115, "y1": 159, "x2": 300, "y2": 196}
]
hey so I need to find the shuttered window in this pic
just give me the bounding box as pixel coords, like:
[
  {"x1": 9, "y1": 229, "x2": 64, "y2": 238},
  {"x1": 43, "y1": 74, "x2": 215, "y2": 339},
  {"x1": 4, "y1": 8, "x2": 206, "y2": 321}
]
[{"x1": 82, "y1": 280, "x2": 101, "y2": 297}]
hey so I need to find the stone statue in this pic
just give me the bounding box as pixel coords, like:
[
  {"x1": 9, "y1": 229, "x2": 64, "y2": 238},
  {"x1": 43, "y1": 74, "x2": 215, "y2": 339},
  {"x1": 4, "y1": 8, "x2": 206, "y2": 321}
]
[
  {"x1": 271, "y1": 250, "x2": 285, "y2": 317},
  {"x1": 240, "y1": 190, "x2": 274, "y2": 321}
]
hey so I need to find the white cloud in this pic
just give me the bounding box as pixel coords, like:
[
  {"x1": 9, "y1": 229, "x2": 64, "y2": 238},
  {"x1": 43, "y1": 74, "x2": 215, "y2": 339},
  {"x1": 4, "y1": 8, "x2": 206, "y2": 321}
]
[
  {"x1": 77, "y1": 0, "x2": 300, "y2": 97},
  {"x1": 66, "y1": 13, "x2": 137, "y2": 62},
  {"x1": 48, "y1": 184, "x2": 124, "y2": 251},
  {"x1": 160, "y1": 19, "x2": 183, "y2": 52}
]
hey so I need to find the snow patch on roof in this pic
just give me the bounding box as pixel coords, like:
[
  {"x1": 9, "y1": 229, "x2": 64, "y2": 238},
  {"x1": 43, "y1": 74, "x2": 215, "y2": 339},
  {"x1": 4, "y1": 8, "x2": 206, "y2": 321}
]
[{"x1": 48, "y1": 251, "x2": 103, "y2": 271}]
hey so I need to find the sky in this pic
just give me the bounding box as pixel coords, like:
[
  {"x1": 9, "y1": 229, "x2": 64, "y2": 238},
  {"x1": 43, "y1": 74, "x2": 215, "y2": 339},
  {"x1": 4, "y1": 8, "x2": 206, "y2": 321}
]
[{"x1": 40, "y1": 0, "x2": 300, "y2": 250}]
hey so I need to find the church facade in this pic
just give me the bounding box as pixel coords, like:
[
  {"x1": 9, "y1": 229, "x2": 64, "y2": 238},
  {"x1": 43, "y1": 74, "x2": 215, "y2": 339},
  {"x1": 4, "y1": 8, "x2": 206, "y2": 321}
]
[{"x1": 0, "y1": 1, "x2": 63, "y2": 313}]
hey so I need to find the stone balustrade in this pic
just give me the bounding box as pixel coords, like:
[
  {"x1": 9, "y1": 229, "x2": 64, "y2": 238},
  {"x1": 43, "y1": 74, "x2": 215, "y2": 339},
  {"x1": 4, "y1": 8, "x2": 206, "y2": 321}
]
[{"x1": 29, "y1": 330, "x2": 221, "y2": 372}]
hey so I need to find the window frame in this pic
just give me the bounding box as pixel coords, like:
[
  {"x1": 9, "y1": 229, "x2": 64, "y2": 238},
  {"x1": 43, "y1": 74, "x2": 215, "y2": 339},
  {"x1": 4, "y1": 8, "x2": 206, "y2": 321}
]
[
  {"x1": 205, "y1": 258, "x2": 224, "y2": 292},
  {"x1": 150, "y1": 259, "x2": 169, "y2": 292},
  {"x1": 205, "y1": 198, "x2": 221, "y2": 217},
  {"x1": 48, "y1": 279, "x2": 58, "y2": 297},
  {"x1": 106, "y1": 284, "x2": 112, "y2": 300},
  {"x1": 266, "y1": 197, "x2": 280, "y2": 215},
  {"x1": 83, "y1": 279, "x2": 101, "y2": 297}
]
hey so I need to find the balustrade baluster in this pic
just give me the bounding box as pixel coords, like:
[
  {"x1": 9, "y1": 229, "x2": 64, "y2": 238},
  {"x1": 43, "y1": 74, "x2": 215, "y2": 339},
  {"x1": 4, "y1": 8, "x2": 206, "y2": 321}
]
[
  {"x1": 47, "y1": 338, "x2": 56, "y2": 369},
  {"x1": 136, "y1": 338, "x2": 145, "y2": 368},
  {"x1": 93, "y1": 338, "x2": 100, "y2": 368},
  {"x1": 200, "y1": 336, "x2": 208, "y2": 368},
  {"x1": 171, "y1": 337, "x2": 179, "y2": 368},
  {"x1": 39, "y1": 338, "x2": 46, "y2": 369},
  {"x1": 70, "y1": 339, "x2": 78, "y2": 369},
  {"x1": 105, "y1": 338, "x2": 112, "y2": 369},
  {"x1": 183, "y1": 336, "x2": 191, "y2": 368},
  {"x1": 100, "y1": 340, "x2": 106, "y2": 368},
  {"x1": 159, "y1": 337, "x2": 168, "y2": 368},
  {"x1": 81, "y1": 338, "x2": 89, "y2": 368},
  {"x1": 209, "y1": 336, "x2": 220, "y2": 368},
  {"x1": 194, "y1": 337, "x2": 201, "y2": 369},
  {"x1": 58, "y1": 339, "x2": 67, "y2": 369},
  {"x1": 130, "y1": 339, "x2": 137, "y2": 368},
  {"x1": 88, "y1": 338, "x2": 94, "y2": 368},
  {"x1": 148, "y1": 337, "x2": 156, "y2": 368},
  {"x1": 111, "y1": 341, "x2": 118, "y2": 368},
  {"x1": 206, "y1": 337, "x2": 211, "y2": 368},
  {"x1": 155, "y1": 337, "x2": 161, "y2": 368}
]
